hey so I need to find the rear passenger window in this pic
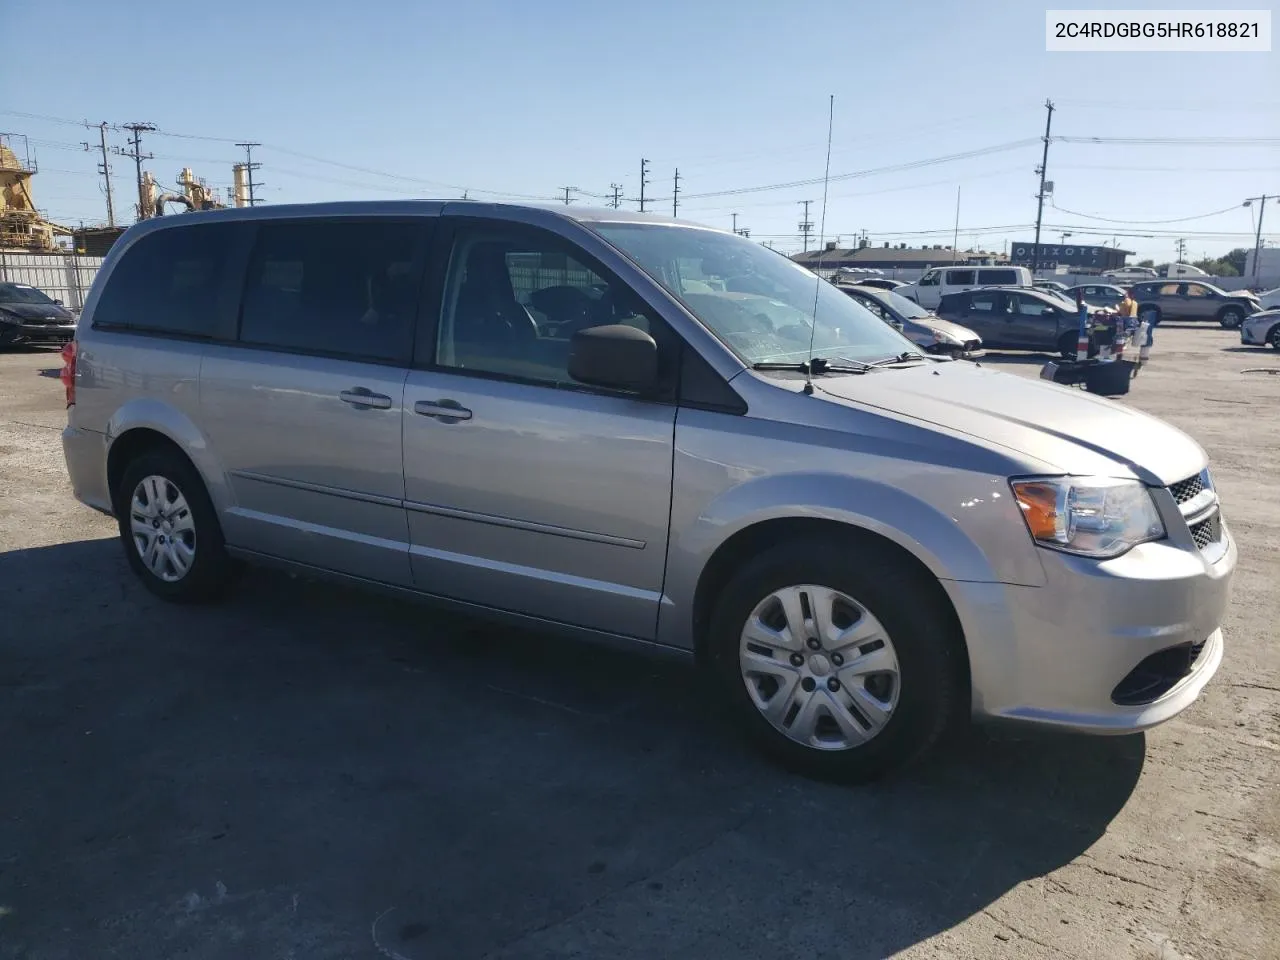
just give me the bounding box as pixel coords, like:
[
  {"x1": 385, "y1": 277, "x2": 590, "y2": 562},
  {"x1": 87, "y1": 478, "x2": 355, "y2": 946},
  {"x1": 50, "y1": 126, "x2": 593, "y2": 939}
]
[
  {"x1": 946, "y1": 270, "x2": 976, "y2": 285},
  {"x1": 967, "y1": 292, "x2": 1001, "y2": 312},
  {"x1": 978, "y1": 269, "x2": 1017, "y2": 285},
  {"x1": 92, "y1": 222, "x2": 235, "y2": 337},
  {"x1": 238, "y1": 220, "x2": 425, "y2": 364}
]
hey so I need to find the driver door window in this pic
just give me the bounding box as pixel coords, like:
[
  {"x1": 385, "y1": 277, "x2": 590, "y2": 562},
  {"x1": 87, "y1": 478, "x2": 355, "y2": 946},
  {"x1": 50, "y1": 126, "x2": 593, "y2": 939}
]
[{"x1": 436, "y1": 227, "x2": 672, "y2": 391}]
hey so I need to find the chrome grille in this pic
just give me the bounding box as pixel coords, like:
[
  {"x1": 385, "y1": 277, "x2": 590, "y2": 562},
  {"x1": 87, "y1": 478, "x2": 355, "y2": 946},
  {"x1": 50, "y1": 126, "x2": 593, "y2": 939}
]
[
  {"x1": 1190, "y1": 513, "x2": 1220, "y2": 550},
  {"x1": 1169, "y1": 473, "x2": 1204, "y2": 505}
]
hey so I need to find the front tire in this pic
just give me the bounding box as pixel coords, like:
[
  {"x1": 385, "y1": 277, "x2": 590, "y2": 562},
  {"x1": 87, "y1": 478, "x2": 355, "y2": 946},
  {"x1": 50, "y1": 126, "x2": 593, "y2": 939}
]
[
  {"x1": 1219, "y1": 307, "x2": 1244, "y2": 330},
  {"x1": 1269, "y1": 325, "x2": 1280, "y2": 350},
  {"x1": 706, "y1": 538, "x2": 965, "y2": 784},
  {"x1": 115, "y1": 449, "x2": 235, "y2": 603}
]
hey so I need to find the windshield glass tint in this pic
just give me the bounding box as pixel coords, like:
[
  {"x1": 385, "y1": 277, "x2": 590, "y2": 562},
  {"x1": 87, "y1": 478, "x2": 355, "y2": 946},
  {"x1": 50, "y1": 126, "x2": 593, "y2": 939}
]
[
  {"x1": 0, "y1": 283, "x2": 56, "y2": 305},
  {"x1": 593, "y1": 224, "x2": 916, "y2": 365}
]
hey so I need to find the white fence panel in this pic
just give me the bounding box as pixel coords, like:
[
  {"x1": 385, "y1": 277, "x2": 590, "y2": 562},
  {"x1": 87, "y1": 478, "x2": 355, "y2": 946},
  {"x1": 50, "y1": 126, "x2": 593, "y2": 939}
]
[{"x1": 0, "y1": 253, "x2": 104, "y2": 313}]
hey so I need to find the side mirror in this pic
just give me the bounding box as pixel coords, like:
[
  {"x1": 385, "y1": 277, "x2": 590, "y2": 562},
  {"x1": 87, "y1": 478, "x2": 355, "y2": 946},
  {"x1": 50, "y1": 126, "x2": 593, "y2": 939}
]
[
  {"x1": 567, "y1": 324, "x2": 658, "y2": 393},
  {"x1": 1042, "y1": 307, "x2": 1056, "y2": 316},
  {"x1": 54, "y1": 299, "x2": 64, "y2": 306}
]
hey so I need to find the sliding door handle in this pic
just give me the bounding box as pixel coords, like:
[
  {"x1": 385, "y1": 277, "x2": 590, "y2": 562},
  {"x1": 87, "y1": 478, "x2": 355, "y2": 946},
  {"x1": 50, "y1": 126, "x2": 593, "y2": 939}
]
[
  {"x1": 414, "y1": 399, "x2": 472, "y2": 422},
  {"x1": 340, "y1": 388, "x2": 393, "y2": 410}
]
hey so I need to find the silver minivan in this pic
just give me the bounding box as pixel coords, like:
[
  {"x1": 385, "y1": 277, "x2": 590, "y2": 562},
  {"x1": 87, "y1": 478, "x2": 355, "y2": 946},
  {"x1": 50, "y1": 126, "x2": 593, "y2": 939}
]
[{"x1": 61, "y1": 202, "x2": 1236, "y2": 783}]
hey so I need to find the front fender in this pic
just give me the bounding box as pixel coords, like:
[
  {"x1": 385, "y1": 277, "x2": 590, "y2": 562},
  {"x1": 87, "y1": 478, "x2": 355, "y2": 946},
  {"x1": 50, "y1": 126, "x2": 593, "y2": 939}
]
[
  {"x1": 105, "y1": 398, "x2": 232, "y2": 514},
  {"x1": 658, "y1": 435, "x2": 1048, "y2": 650}
]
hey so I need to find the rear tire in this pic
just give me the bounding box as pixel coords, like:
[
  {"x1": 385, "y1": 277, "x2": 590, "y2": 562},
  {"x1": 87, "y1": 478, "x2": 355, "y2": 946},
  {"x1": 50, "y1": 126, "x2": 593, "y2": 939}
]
[
  {"x1": 115, "y1": 449, "x2": 236, "y2": 604},
  {"x1": 705, "y1": 537, "x2": 965, "y2": 784}
]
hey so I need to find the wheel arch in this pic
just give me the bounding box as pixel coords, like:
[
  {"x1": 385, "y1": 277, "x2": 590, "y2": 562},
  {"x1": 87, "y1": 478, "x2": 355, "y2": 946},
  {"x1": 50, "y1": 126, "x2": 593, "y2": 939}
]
[
  {"x1": 690, "y1": 517, "x2": 970, "y2": 679},
  {"x1": 104, "y1": 399, "x2": 228, "y2": 513}
]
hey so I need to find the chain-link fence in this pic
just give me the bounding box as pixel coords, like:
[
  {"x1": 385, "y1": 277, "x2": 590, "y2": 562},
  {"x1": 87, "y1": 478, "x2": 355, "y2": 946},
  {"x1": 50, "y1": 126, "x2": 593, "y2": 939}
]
[{"x1": 0, "y1": 252, "x2": 104, "y2": 313}]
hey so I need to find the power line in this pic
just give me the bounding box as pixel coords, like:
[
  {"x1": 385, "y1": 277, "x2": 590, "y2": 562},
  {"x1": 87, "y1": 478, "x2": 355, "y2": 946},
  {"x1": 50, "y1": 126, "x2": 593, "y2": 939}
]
[
  {"x1": 667, "y1": 139, "x2": 1041, "y2": 202},
  {"x1": 1055, "y1": 135, "x2": 1280, "y2": 146},
  {"x1": 1050, "y1": 200, "x2": 1258, "y2": 225}
]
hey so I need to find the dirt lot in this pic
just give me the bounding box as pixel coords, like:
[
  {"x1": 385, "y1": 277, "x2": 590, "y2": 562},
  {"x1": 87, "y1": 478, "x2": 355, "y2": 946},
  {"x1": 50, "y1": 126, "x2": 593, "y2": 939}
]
[{"x1": 1, "y1": 326, "x2": 1277, "y2": 960}]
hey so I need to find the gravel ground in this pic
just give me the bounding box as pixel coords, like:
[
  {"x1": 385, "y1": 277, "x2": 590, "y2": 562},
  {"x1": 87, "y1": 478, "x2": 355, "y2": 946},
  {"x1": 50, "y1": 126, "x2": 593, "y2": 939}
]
[{"x1": 1, "y1": 326, "x2": 1277, "y2": 960}]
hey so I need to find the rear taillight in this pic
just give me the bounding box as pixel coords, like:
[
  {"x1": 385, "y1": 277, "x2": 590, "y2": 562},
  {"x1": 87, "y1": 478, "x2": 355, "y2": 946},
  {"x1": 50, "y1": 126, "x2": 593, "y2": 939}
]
[{"x1": 60, "y1": 340, "x2": 77, "y2": 407}]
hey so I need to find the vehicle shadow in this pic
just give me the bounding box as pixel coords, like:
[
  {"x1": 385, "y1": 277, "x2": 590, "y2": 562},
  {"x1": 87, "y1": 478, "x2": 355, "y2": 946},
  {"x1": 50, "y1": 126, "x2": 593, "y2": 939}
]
[{"x1": 0, "y1": 538, "x2": 1145, "y2": 960}]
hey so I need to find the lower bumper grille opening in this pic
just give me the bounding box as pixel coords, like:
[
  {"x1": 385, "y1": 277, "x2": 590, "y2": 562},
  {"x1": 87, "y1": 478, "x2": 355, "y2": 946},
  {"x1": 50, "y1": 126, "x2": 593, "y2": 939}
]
[{"x1": 1111, "y1": 641, "x2": 1206, "y2": 706}]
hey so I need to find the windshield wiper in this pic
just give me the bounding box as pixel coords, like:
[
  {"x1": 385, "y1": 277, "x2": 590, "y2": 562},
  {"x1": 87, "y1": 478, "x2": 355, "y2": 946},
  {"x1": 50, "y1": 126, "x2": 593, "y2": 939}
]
[
  {"x1": 751, "y1": 357, "x2": 872, "y2": 375},
  {"x1": 867, "y1": 352, "x2": 929, "y2": 367}
]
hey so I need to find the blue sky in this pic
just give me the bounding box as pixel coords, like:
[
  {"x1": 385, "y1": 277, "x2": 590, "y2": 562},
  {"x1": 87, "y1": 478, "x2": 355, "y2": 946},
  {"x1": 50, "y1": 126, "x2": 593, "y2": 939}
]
[{"x1": 3, "y1": 0, "x2": 1277, "y2": 262}]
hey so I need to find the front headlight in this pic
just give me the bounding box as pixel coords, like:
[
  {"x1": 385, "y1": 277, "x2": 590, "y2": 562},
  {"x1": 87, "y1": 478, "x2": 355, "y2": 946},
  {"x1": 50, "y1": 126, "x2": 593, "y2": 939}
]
[{"x1": 1010, "y1": 476, "x2": 1165, "y2": 559}]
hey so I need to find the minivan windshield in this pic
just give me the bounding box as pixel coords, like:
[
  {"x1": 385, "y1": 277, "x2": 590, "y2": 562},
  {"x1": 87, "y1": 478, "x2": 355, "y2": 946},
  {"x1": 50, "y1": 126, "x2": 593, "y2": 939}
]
[
  {"x1": 592, "y1": 223, "x2": 919, "y2": 366},
  {"x1": 0, "y1": 283, "x2": 57, "y2": 305}
]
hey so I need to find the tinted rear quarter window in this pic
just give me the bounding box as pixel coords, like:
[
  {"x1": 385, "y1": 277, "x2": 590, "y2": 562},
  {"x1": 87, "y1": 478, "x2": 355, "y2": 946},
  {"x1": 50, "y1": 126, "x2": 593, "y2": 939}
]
[
  {"x1": 945, "y1": 270, "x2": 976, "y2": 285},
  {"x1": 978, "y1": 268, "x2": 1017, "y2": 285},
  {"x1": 92, "y1": 222, "x2": 236, "y2": 337},
  {"x1": 238, "y1": 219, "x2": 425, "y2": 364}
]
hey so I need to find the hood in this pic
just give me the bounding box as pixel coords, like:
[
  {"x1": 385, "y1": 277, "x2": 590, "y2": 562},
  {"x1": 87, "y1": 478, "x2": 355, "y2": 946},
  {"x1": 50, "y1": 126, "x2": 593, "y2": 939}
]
[
  {"x1": 911, "y1": 315, "x2": 980, "y2": 343},
  {"x1": 1226, "y1": 291, "x2": 1260, "y2": 303},
  {"x1": 0, "y1": 300, "x2": 75, "y2": 322},
  {"x1": 813, "y1": 361, "x2": 1205, "y2": 486}
]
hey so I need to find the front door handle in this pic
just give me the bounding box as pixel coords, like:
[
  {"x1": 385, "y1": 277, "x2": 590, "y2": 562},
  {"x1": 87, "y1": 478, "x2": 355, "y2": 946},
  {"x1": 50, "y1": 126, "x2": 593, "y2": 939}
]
[
  {"x1": 340, "y1": 388, "x2": 393, "y2": 410},
  {"x1": 414, "y1": 399, "x2": 472, "y2": 422}
]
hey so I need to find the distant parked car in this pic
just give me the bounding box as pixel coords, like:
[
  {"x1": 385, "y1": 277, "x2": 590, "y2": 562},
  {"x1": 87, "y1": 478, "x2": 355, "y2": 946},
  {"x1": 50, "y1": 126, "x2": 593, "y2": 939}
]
[
  {"x1": 1239, "y1": 308, "x2": 1280, "y2": 349},
  {"x1": 1256, "y1": 287, "x2": 1280, "y2": 310},
  {"x1": 1033, "y1": 279, "x2": 1069, "y2": 294},
  {"x1": 853, "y1": 277, "x2": 907, "y2": 292},
  {"x1": 838, "y1": 284, "x2": 983, "y2": 357},
  {"x1": 936, "y1": 287, "x2": 1107, "y2": 359},
  {"x1": 1103, "y1": 266, "x2": 1158, "y2": 281},
  {"x1": 1128, "y1": 280, "x2": 1261, "y2": 329},
  {"x1": 895, "y1": 265, "x2": 1032, "y2": 308},
  {"x1": 1066, "y1": 283, "x2": 1128, "y2": 310},
  {"x1": 0, "y1": 282, "x2": 77, "y2": 348}
]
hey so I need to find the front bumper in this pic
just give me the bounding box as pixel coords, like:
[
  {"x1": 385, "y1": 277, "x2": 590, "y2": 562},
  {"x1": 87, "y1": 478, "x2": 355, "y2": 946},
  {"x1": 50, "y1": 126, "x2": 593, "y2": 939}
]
[
  {"x1": 1240, "y1": 325, "x2": 1267, "y2": 345},
  {"x1": 945, "y1": 516, "x2": 1236, "y2": 735},
  {"x1": 0, "y1": 321, "x2": 77, "y2": 345}
]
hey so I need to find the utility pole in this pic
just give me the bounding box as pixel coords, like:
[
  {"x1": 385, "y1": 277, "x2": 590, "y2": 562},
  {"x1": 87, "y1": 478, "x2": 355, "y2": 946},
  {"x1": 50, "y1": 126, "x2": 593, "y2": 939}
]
[
  {"x1": 609, "y1": 183, "x2": 622, "y2": 209},
  {"x1": 638, "y1": 158, "x2": 650, "y2": 212},
  {"x1": 1244, "y1": 194, "x2": 1273, "y2": 287},
  {"x1": 560, "y1": 186, "x2": 575, "y2": 205},
  {"x1": 798, "y1": 200, "x2": 814, "y2": 252},
  {"x1": 82, "y1": 121, "x2": 116, "y2": 227},
  {"x1": 117, "y1": 123, "x2": 155, "y2": 221},
  {"x1": 235, "y1": 142, "x2": 262, "y2": 206},
  {"x1": 731, "y1": 212, "x2": 739, "y2": 234},
  {"x1": 672, "y1": 168, "x2": 680, "y2": 217},
  {"x1": 1175, "y1": 238, "x2": 1188, "y2": 262},
  {"x1": 1030, "y1": 98, "x2": 1055, "y2": 275}
]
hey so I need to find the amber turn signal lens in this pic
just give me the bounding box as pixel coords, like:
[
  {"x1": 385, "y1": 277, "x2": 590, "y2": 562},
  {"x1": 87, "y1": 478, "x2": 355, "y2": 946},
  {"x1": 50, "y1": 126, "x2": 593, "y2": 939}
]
[{"x1": 1011, "y1": 480, "x2": 1065, "y2": 542}]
